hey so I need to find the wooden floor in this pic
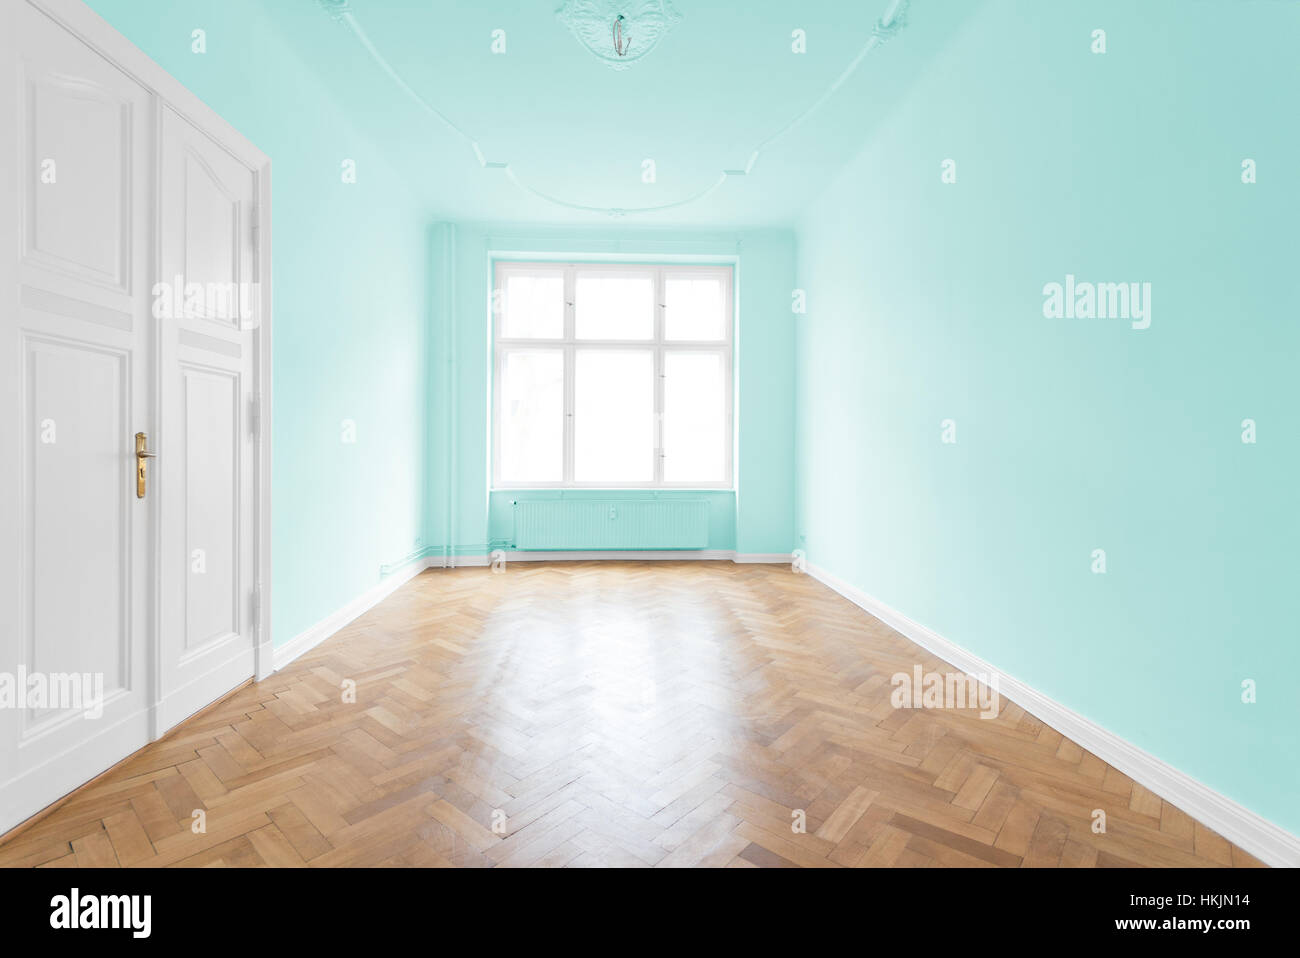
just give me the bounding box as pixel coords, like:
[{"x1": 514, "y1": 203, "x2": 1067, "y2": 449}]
[{"x1": 0, "y1": 562, "x2": 1264, "y2": 868}]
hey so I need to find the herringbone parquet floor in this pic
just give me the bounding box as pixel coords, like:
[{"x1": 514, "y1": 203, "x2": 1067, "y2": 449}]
[{"x1": 0, "y1": 562, "x2": 1264, "y2": 868}]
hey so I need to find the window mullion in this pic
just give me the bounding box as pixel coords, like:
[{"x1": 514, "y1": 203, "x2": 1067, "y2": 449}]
[
  {"x1": 564, "y1": 266, "x2": 575, "y2": 484},
  {"x1": 654, "y1": 345, "x2": 663, "y2": 486},
  {"x1": 654, "y1": 267, "x2": 665, "y2": 486}
]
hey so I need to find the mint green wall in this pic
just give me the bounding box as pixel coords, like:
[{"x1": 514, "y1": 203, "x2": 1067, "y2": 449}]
[
  {"x1": 795, "y1": 0, "x2": 1299, "y2": 832},
  {"x1": 87, "y1": 0, "x2": 432, "y2": 645},
  {"x1": 427, "y1": 226, "x2": 795, "y2": 559},
  {"x1": 79, "y1": 0, "x2": 1295, "y2": 836}
]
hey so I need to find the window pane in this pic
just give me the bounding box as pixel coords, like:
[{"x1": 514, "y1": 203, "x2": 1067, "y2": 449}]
[
  {"x1": 663, "y1": 351, "x2": 726, "y2": 483},
  {"x1": 501, "y1": 273, "x2": 563, "y2": 338},
  {"x1": 499, "y1": 350, "x2": 563, "y2": 482},
  {"x1": 664, "y1": 276, "x2": 725, "y2": 341},
  {"x1": 574, "y1": 350, "x2": 653, "y2": 482},
  {"x1": 575, "y1": 273, "x2": 653, "y2": 340}
]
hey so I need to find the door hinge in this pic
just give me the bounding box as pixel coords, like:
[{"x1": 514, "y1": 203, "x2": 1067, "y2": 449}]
[
  {"x1": 251, "y1": 584, "x2": 262, "y2": 625},
  {"x1": 249, "y1": 394, "x2": 261, "y2": 439}
]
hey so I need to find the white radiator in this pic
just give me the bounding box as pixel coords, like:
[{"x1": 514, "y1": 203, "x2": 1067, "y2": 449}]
[{"x1": 513, "y1": 499, "x2": 710, "y2": 550}]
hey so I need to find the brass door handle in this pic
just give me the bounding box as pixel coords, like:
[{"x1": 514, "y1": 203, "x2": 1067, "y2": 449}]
[{"x1": 135, "y1": 432, "x2": 156, "y2": 498}]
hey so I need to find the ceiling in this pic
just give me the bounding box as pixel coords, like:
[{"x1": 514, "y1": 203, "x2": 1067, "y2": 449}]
[{"x1": 261, "y1": 0, "x2": 977, "y2": 226}]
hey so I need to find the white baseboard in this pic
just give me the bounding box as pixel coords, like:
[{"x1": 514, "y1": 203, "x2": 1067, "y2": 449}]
[
  {"x1": 500, "y1": 549, "x2": 728, "y2": 562},
  {"x1": 426, "y1": 554, "x2": 490, "y2": 568},
  {"x1": 804, "y1": 560, "x2": 1300, "y2": 868},
  {"x1": 273, "y1": 554, "x2": 433, "y2": 670},
  {"x1": 490, "y1": 550, "x2": 789, "y2": 563},
  {"x1": 732, "y1": 553, "x2": 792, "y2": 564}
]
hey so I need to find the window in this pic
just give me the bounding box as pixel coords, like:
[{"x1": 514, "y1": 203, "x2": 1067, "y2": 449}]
[{"x1": 493, "y1": 262, "x2": 733, "y2": 488}]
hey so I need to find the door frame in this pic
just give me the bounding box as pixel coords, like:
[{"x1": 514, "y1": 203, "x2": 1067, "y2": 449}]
[{"x1": 29, "y1": 0, "x2": 274, "y2": 697}]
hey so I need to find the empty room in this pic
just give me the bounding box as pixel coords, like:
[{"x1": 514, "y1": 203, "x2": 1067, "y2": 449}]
[{"x1": 0, "y1": 0, "x2": 1296, "y2": 932}]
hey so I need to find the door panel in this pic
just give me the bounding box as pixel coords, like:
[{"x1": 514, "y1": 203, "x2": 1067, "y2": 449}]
[
  {"x1": 23, "y1": 71, "x2": 131, "y2": 290},
  {"x1": 156, "y1": 107, "x2": 257, "y2": 733},
  {"x1": 181, "y1": 364, "x2": 239, "y2": 652},
  {"x1": 25, "y1": 337, "x2": 130, "y2": 719},
  {"x1": 0, "y1": 0, "x2": 154, "y2": 831},
  {"x1": 182, "y1": 153, "x2": 241, "y2": 326}
]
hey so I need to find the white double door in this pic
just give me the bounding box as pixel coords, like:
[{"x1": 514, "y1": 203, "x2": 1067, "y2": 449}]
[{"x1": 0, "y1": 0, "x2": 262, "y2": 834}]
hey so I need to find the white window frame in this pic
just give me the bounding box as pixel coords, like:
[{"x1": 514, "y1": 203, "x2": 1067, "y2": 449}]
[{"x1": 492, "y1": 261, "x2": 734, "y2": 490}]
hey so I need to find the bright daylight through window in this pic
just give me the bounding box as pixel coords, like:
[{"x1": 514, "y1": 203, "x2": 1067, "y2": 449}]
[{"x1": 493, "y1": 262, "x2": 733, "y2": 489}]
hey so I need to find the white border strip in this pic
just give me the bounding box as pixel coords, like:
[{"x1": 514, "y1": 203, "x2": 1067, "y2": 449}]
[
  {"x1": 273, "y1": 555, "x2": 431, "y2": 670},
  {"x1": 495, "y1": 550, "x2": 788, "y2": 563},
  {"x1": 804, "y1": 560, "x2": 1300, "y2": 868}
]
